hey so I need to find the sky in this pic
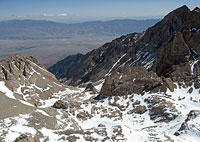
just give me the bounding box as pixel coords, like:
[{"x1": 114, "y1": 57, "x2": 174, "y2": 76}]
[{"x1": 0, "y1": 0, "x2": 200, "y2": 23}]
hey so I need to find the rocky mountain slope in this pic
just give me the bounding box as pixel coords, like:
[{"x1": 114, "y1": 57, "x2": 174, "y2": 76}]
[
  {"x1": 0, "y1": 5, "x2": 200, "y2": 142},
  {"x1": 0, "y1": 55, "x2": 66, "y2": 118},
  {"x1": 49, "y1": 32, "x2": 142, "y2": 85},
  {"x1": 1, "y1": 54, "x2": 200, "y2": 142},
  {"x1": 49, "y1": 5, "x2": 200, "y2": 87}
]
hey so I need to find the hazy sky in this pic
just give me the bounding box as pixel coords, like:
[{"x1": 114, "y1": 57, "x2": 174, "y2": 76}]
[{"x1": 0, "y1": 0, "x2": 199, "y2": 22}]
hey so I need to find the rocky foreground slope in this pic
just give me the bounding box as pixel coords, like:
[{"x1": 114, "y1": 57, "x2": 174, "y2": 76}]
[
  {"x1": 0, "y1": 5, "x2": 200, "y2": 142},
  {"x1": 0, "y1": 54, "x2": 200, "y2": 142}
]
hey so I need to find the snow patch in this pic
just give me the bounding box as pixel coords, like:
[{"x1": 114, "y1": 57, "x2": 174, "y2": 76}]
[
  {"x1": 0, "y1": 114, "x2": 36, "y2": 142},
  {"x1": 105, "y1": 54, "x2": 126, "y2": 76},
  {"x1": 190, "y1": 60, "x2": 198, "y2": 75},
  {"x1": 36, "y1": 109, "x2": 51, "y2": 117},
  {"x1": 0, "y1": 81, "x2": 16, "y2": 99}
]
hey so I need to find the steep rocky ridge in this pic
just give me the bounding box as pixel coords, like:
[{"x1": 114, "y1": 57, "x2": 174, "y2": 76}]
[
  {"x1": 49, "y1": 33, "x2": 141, "y2": 84},
  {"x1": 48, "y1": 53, "x2": 84, "y2": 81},
  {"x1": 0, "y1": 54, "x2": 66, "y2": 106},
  {"x1": 49, "y1": 33, "x2": 142, "y2": 85},
  {"x1": 49, "y1": 6, "x2": 200, "y2": 89}
]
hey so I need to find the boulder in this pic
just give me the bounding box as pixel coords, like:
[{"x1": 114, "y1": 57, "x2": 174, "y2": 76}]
[
  {"x1": 100, "y1": 66, "x2": 162, "y2": 96},
  {"x1": 185, "y1": 110, "x2": 200, "y2": 122},
  {"x1": 133, "y1": 105, "x2": 147, "y2": 114},
  {"x1": 85, "y1": 83, "x2": 98, "y2": 94},
  {"x1": 76, "y1": 111, "x2": 92, "y2": 120},
  {"x1": 145, "y1": 96, "x2": 179, "y2": 122},
  {"x1": 14, "y1": 134, "x2": 34, "y2": 142},
  {"x1": 165, "y1": 78, "x2": 177, "y2": 92},
  {"x1": 52, "y1": 100, "x2": 69, "y2": 109}
]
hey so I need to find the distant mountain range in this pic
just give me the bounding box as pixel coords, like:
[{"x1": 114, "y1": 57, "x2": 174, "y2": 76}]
[{"x1": 0, "y1": 19, "x2": 160, "y2": 40}]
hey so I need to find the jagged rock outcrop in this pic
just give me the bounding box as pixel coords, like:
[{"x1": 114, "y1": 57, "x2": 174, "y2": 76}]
[
  {"x1": 174, "y1": 110, "x2": 200, "y2": 136},
  {"x1": 99, "y1": 66, "x2": 162, "y2": 96},
  {"x1": 85, "y1": 83, "x2": 98, "y2": 94},
  {"x1": 165, "y1": 78, "x2": 177, "y2": 92},
  {"x1": 0, "y1": 54, "x2": 39, "y2": 81},
  {"x1": 0, "y1": 54, "x2": 65, "y2": 106},
  {"x1": 145, "y1": 96, "x2": 179, "y2": 122}
]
